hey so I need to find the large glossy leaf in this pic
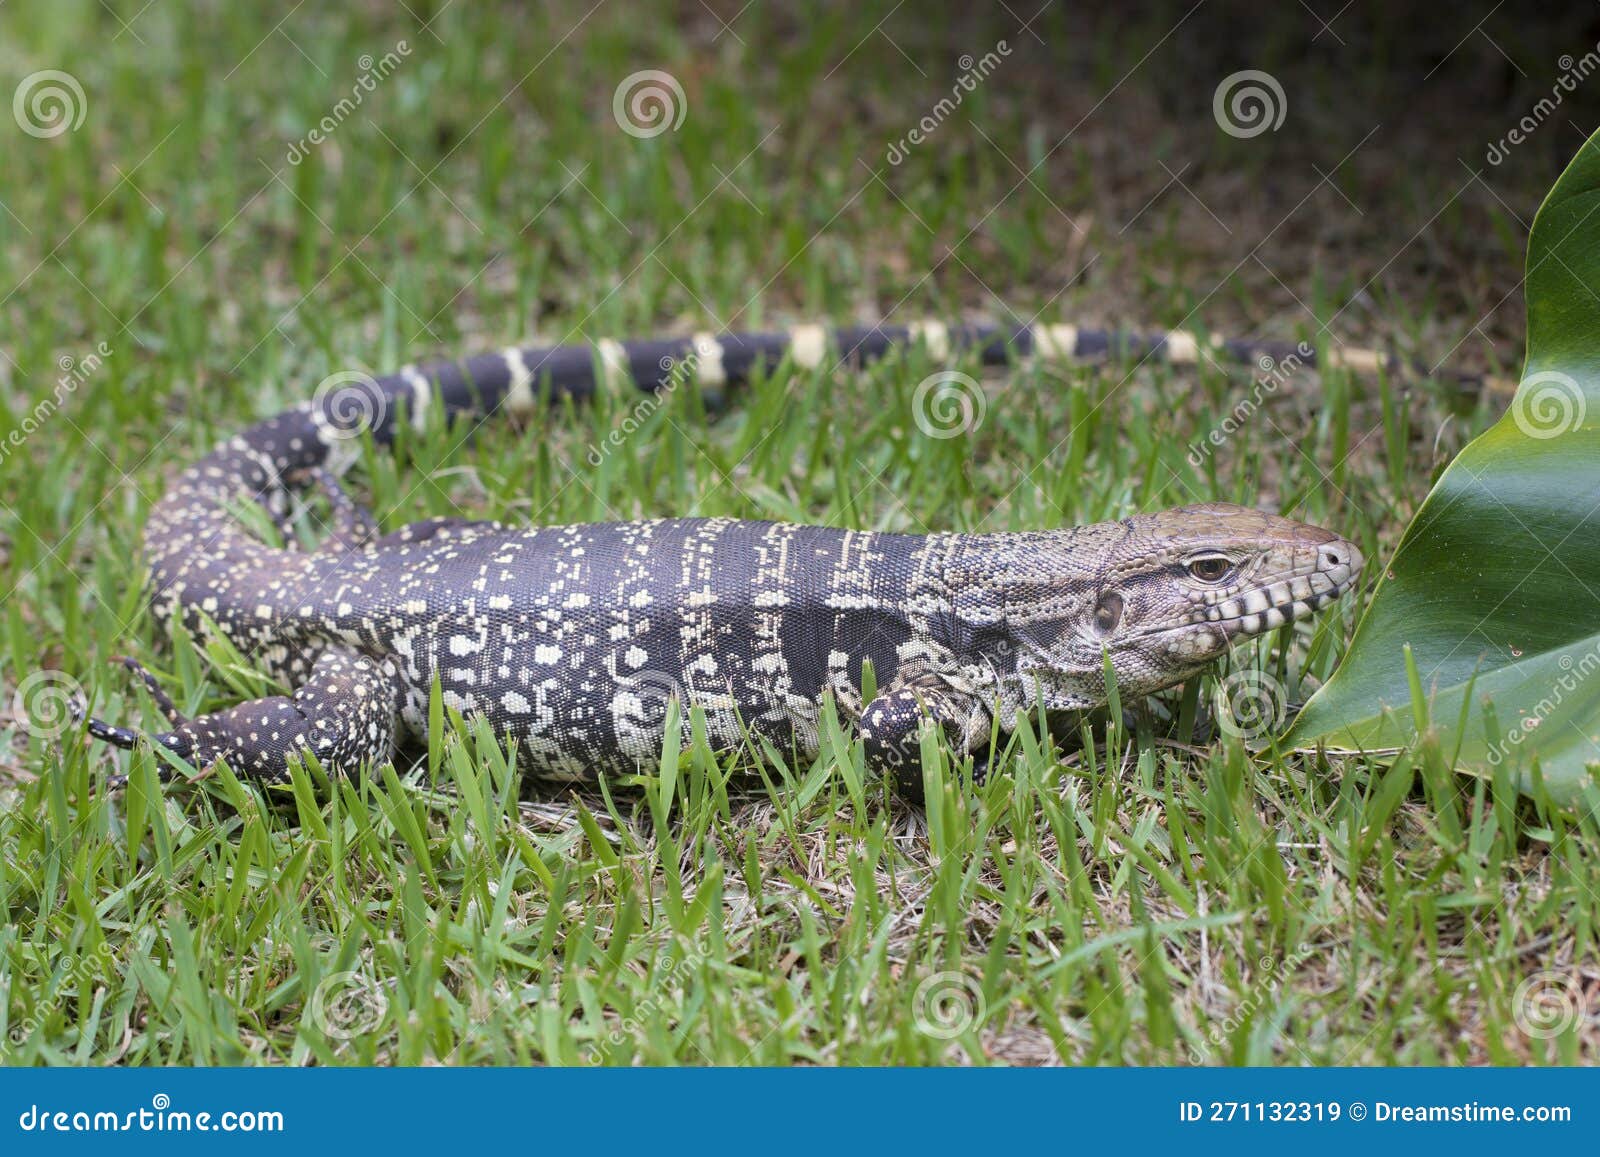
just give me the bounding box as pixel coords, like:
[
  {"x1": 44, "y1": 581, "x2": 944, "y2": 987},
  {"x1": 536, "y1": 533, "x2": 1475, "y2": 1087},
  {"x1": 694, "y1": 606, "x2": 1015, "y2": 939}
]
[{"x1": 1285, "y1": 130, "x2": 1600, "y2": 804}]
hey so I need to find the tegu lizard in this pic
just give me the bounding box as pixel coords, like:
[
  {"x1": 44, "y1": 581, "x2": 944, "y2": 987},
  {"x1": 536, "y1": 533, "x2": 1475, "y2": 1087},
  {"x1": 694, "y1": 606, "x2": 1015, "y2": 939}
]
[{"x1": 80, "y1": 321, "x2": 1361, "y2": 794}]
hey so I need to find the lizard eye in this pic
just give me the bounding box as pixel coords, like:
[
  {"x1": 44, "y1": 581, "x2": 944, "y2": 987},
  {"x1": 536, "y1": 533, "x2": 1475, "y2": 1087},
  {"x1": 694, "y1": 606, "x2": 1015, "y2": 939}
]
[{"x1": 1185, "y1": 555, "x2": 1234, "y2": 584}]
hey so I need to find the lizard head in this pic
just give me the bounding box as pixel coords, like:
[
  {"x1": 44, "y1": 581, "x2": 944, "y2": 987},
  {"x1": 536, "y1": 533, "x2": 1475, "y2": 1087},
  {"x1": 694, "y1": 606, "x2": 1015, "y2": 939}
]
[{"x1": 972, "y1": 502, "x2": 1362, "y2": 711}]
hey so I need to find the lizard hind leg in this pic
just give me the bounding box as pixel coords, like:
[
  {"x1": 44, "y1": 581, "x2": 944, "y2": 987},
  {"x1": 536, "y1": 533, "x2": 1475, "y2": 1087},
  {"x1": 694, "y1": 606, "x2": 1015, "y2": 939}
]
[
  {"x1": 76, "y1": 656, "x2": 191, "y2": 757},
  {"x1": 293, "y1": 466, "x2": 381, "y2": 554},
  {"x1": 86, "y1": 649, "x2": 402, "y2": 785}
]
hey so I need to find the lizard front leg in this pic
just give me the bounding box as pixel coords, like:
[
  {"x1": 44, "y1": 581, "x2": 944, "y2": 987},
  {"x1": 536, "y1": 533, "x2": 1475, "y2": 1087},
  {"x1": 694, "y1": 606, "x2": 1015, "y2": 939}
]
[
  {"x1": 859, "y1": 681, "x2": 992, "y2": 799},
  {"x1": 87, "y1": 649, "x2": 402, "y2": 785}
]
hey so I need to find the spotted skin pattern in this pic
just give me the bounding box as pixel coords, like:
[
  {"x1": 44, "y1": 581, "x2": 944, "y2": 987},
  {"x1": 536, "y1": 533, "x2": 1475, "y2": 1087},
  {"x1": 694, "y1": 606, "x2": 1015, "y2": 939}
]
[{"x1": 83, "y1": 323, "x2": 1363, "y2": 793}]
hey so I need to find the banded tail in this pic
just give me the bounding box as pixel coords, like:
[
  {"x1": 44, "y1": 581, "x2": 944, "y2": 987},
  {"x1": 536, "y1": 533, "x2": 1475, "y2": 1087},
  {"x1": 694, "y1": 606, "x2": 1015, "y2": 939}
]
[
  {"x1": 138, "y1": 318, "x2": 1462, "y2": 638},
  {"x1": 301, "y1": 320, "x2": 1493, "y2": 425}
]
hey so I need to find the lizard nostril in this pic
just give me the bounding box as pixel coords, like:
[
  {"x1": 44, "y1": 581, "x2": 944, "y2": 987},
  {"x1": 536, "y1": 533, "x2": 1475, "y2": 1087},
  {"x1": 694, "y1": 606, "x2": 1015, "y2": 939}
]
[{"x1": 1317, "y1": 541, "x2": 1363, "y2": 578}]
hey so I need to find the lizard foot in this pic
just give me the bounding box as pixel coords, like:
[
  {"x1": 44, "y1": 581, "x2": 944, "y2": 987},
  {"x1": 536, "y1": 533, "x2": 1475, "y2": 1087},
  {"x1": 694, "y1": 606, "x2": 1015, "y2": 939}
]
[
  {"x1": 82, "y1": 650, "x2": 401, "y2": 786},
  {"x1": 860, "y1": 683, "x2": 992, "y2": 802}
]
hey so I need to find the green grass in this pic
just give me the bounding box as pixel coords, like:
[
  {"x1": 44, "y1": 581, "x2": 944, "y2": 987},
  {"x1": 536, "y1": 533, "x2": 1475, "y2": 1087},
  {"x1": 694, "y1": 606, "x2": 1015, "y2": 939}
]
[{"x1": 2, "y1": 0, "x2": 1598, "y2": 1064}]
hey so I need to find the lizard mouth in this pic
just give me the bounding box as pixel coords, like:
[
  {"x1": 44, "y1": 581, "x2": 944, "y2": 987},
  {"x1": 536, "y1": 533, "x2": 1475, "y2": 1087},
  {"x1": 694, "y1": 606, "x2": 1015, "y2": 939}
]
[{"x1": 1201, "y1": 541, "x2": 1364, "y2": 637}]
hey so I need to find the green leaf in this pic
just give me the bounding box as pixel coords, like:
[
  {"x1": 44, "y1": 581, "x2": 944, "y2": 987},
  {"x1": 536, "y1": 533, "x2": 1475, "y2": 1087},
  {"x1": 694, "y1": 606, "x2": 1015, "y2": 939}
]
[{"x1": 1286, "y1": 130, "x2": 1600, "y2": 804}]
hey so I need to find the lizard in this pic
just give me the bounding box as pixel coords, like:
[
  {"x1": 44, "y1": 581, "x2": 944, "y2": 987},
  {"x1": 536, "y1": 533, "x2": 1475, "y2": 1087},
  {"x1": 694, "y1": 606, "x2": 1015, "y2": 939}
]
[{"x1": 78, "y1": 320, "x2": 1364, "y2": 794}]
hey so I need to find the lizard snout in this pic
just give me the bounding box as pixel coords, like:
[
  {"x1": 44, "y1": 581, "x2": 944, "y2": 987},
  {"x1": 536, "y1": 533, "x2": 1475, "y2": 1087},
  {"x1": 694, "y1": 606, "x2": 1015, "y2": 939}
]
[{"x1": 1312, "y1": 538, "x2": 1362, "y2": 598}]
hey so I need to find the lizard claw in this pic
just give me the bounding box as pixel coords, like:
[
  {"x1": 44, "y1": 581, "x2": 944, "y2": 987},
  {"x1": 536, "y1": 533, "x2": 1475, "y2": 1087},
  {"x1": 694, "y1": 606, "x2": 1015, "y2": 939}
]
[
  {"x1": 82, "y1": 713, "x2": 144, "y2": 750},
  {"x1": 88, "y1": 717, "x2": 194, "y2": 759},
  {"x1": 81, "y1": 710, "x2": 194, "y2": 793},
  {"x1": 96, "y1": 759, "x2": 210, "y2": 793},
  {"x1": 73, "y1": 678, "x2": 195, "y2": 760},
  {"x1": 74, "y1": 653, "x2": 194, "y2": 778},
  {"x1": 108, "y1": 655, "x2": 188, "y2": 725}
]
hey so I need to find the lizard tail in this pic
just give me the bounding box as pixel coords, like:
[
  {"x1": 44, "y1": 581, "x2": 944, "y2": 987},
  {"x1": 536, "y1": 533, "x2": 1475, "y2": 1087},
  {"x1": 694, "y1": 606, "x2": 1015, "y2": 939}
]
[{"x1": 133, "y1": 319, "x2": 1447, "y2": 638}]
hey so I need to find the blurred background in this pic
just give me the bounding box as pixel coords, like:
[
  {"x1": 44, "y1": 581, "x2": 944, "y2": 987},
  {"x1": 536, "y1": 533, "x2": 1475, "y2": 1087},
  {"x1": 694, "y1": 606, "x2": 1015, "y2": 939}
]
[{"x1": 2, "y1": 0, "x2": 1597, "y2": 400}]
